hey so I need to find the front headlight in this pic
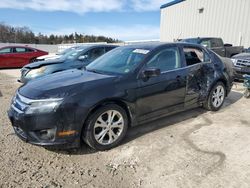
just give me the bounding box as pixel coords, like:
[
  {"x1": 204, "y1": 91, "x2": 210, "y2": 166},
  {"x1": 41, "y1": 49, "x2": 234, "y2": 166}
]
[
  {"x1": 11, "y1": 92, "x2": 17, "y2": 104},
  {"x1": 26, "y1": 98, "x2": 63, "y2": 114},
  {"x1": 26, "y1": 67, "x2": 46, "y2": 78},
  {"x1": 231, "y1": 58, "x2": 238, "y2": 66}
]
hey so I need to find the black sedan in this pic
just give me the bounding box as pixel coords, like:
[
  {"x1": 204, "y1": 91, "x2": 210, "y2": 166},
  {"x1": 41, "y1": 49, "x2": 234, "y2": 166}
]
[
  {"x1": 20, "y1": 44, "x2": 118, "y2": 83},
  {"x1": 8, "y1": 43, "x2": 234, "y2": 150}
]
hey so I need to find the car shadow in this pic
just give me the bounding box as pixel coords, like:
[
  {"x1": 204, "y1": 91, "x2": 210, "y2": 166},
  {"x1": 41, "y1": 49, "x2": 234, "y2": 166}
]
[{"x1": 51, "y1": 90, "x2": 243, "y2": 155}]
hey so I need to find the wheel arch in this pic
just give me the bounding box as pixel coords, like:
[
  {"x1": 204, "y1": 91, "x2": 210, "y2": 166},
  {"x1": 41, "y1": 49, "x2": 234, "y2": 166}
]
[
  {"x1": 82, "y1": 98, "x2": 133, "y2": 130},
  {"x1": 210, "y1": 77, "x2": 229, "y2": 97}
]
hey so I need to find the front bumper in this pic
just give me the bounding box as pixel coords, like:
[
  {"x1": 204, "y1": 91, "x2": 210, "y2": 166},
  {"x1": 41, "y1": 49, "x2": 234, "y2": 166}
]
[
  {"x1": 8, "y1": 105, "x2": 81, "y2": 149},
  {"x1": 233, "y1": 67, "x2": 250, "y2": 80}
]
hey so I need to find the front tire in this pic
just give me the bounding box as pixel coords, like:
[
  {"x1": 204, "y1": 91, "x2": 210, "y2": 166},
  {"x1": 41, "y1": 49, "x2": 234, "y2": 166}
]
[
  {"x1": 82, "y1": 104, "x2": 128, "y2": 150},
  {"x1": 204, "y1": 82, "x2": 226, "y2": 111}
]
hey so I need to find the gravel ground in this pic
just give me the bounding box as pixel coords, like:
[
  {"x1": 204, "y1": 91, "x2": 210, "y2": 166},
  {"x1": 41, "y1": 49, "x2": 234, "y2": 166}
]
[{"x1": 1, "y1": 72, "x2": 250, "y2": 188}]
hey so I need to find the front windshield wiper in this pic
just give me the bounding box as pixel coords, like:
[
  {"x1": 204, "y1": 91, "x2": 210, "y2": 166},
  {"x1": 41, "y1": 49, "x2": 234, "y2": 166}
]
[
  {"x1": 86, "y1": 68, "x2": 117, "y2": 76},
  {"x1": 86, "y1": 69, "x2": 104, "y2": 74}
]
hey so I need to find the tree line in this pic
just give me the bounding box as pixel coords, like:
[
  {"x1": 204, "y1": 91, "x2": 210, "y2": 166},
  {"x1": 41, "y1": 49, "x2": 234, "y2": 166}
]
[{"x1": 0, "y1": 23, "x2": 121, "y2": 44}]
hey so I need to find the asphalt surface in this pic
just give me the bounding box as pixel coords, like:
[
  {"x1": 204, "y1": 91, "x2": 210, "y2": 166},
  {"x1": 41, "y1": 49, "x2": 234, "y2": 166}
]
[{"x1": 0, "y1": 70, "x2": 250, "y2": 188}]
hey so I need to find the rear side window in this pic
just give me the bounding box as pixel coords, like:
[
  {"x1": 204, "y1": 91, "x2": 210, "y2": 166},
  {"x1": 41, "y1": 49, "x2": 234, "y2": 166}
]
[
  {"x1": 146, "y1": 47, "x2": 181, "y2": 72},
  {"x1": 0, "y1": 48, "x2": 11, "y2": 54},
  {"x1": 184, "y1": 47, "x2": 209, "y2": 66},
  {"x1": 26, "y1": 48, "x2": 34, "y2": 52},
  {"x1": 211, "y1": 39, "x2": 223, "y2": 48},
  {"x1": 15, "y1": 48, "x2": 26, "y2": 53}
]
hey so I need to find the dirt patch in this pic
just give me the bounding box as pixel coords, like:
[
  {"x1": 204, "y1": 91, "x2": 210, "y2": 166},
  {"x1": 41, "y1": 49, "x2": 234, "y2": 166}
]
[{"x1": 183, "y1": 116, "x2": 226, "y2": 176}]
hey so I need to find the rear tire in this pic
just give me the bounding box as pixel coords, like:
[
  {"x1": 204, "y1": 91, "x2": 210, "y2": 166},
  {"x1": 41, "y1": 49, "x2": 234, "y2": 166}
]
[
  {"x1": 82, "y1": 104, "x2": 128, "y2": 150},
  {"x1": 204, "y1": 82, "x2": 226, "y2": 111}
]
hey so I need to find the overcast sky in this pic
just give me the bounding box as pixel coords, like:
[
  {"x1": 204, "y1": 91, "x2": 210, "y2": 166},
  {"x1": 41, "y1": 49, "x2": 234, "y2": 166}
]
[{"x1": 0, "y1": 0, "x2": 171, "y2": 41}]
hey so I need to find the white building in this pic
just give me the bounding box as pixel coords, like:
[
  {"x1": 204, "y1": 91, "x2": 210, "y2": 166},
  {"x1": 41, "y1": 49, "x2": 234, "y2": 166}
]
[{"x1": 160, "y1": 0, "x2": 250, "y2": 47}]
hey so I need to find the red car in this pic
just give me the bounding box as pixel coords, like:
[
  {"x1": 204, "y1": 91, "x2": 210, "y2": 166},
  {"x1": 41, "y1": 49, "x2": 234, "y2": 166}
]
[{"x1": 0, "y1": 46, "x2": 48, "y2": 68}]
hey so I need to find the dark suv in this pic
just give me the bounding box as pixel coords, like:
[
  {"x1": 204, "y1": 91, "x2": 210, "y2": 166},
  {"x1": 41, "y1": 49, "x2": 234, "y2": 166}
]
[
  {"x1": 231, "y1": 52, "x2": 250, "y2": 80},
  {"x1": 8, "y1": 43, "x2": 234, "y2": 150},
  {"x1": 20, "y1": 44, "x2": 118, "y2": 83}
]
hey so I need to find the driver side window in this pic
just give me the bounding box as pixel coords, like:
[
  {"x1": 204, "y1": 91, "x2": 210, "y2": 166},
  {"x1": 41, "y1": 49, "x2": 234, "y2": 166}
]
[{"x1": 146, "y1": 47, "x2": 181, "y2": 72}]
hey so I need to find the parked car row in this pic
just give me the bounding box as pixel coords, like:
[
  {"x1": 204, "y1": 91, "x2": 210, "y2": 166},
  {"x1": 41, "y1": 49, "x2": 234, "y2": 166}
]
[
  {"x1": 1, "y1": 38, "x2": 249, "y2": 82},
  {"x1": 8, "y1": 42, "x2": 234, "y2": 150}
]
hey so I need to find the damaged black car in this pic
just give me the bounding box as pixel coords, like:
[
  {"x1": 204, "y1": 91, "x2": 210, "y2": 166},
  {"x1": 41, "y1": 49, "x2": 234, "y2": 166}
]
[{"x1": 8, "y1": 43, "x2": 234, "y2": 150}]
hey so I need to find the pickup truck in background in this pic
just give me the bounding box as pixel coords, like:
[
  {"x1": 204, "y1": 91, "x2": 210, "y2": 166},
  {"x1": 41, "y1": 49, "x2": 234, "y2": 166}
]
[{"x1": 181, "y1": 37, "x2": 244, "y2": 57}]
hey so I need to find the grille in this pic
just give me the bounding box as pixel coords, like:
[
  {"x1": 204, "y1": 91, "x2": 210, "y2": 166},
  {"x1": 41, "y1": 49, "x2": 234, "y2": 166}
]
[{"x1": 236, "y1": 59, "x2": 250, "y2": 67}]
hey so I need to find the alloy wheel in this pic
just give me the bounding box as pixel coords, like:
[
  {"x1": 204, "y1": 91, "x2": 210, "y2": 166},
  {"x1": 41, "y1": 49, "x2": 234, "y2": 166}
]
[
  {"x1": 212, "y1": 85, "x2": 225, "y2": 108},
  {"x1": 94, "y1": 110, "x2": 124, "y2": 145}
]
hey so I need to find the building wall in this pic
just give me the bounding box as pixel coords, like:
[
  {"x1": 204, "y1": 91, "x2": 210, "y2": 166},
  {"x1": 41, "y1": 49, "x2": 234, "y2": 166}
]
[
  {"x1": 0, "y1": 43, "x2": 59, "y2": 53},
  {"x1": 160, "y1": 0, "x2": 250, "y2": 47}
]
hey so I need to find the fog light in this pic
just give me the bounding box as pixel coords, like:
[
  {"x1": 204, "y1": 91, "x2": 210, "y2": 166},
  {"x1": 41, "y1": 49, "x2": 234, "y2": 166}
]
[{"x1": 38, "y1": 128, "x2": 56, "y2": 140}]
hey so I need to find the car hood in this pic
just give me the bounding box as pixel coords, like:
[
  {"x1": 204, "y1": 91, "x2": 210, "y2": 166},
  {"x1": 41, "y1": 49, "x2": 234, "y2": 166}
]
[
  {"x1": 19, "y1": 69, "x2": 117, "y2": 99},
  {"x1": 36, "y1": 53, "x2": 58, "y2": 60},
  {"x1": 232, "y1": 53, "x2": 250, "y2": 60},
  {"x1": 24, "y1": 58, "x2": 67, "y2": 69}
]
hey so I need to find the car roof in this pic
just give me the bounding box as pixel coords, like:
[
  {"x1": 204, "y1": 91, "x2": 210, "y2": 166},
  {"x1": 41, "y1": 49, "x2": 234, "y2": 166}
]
[
  {"x1": 76, "y1": 44, "x2": 119, "y2": 49},
  {"x1": 119, "y1": 42, "x2": 204, "y2": 50}
]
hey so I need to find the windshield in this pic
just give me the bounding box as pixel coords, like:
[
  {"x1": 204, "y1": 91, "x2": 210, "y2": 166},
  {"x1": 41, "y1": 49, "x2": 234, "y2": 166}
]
[
  {"x1": 86, "y1": 47, "x2": 150, "y2": 75},
  {"x1": 61, "y1": 48, "x2": 86, "y2": 60},
  {"x1": 57, "y1": 47, "x2": 75, "y2": 55}
]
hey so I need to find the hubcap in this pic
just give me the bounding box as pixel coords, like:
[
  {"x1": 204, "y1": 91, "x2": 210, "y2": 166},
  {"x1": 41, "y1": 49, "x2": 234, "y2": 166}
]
[
  {"x1": 94, "y1": 110, "x2": 124, "y2": 145},
  {"x1": 212, "y1": 85, "x2": 225, "y2": 108}
]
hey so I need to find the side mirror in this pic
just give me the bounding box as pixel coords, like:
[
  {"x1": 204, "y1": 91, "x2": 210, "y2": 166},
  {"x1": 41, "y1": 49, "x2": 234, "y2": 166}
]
[
  {"x1": 141, "y1": 68, "x2": 161, "y2": 78},
  {"x1": 78, "y1": 55, "x2": 88, "y2": 61}
]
